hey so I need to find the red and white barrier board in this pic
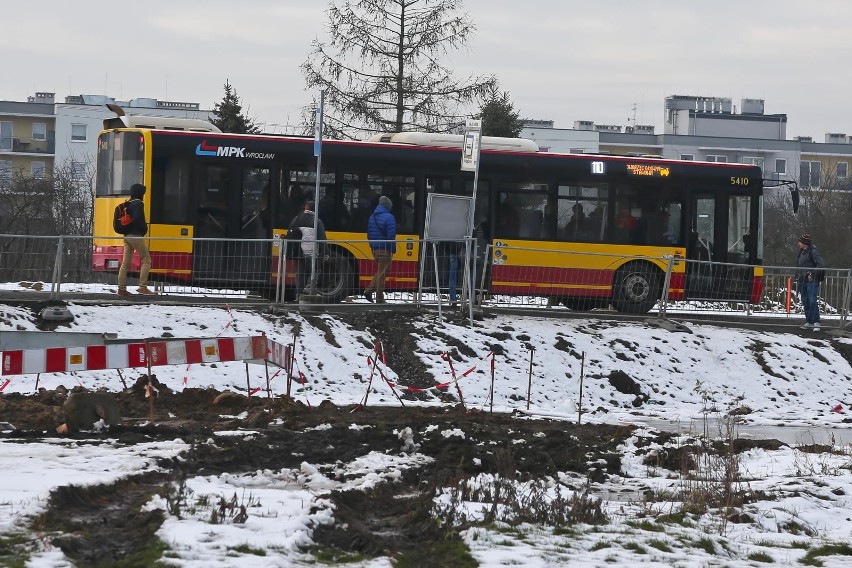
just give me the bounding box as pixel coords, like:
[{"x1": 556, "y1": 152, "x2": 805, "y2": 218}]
[{"x1": 1, "y1": 336, "x2": 269, "y2": 377}]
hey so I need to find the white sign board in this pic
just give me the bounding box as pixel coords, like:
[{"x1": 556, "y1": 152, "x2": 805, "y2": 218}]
[
  {"x1": 461, "y1": 119, "x2": 482, "y2": 172},
  {"x1": 424, "y1": 194, "x2": 474, "y2": 240}
]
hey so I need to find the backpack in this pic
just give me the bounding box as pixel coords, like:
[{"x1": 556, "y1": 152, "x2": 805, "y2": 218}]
[
  {"x1": 113, "y1": 201, "x2": 133, "y2": 234},
  {"x1": 286, "y1": 226, "x2": 302, "y2": 257},
  {"x1": 809, "y1": 248, "x2": 825, "y2": 282}
]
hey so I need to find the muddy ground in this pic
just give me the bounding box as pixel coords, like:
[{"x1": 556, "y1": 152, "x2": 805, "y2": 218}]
[
  {"x1": 1, "y1": 381, "x2": 637, "y2": 567},
  {"x1": 1, "y1": 306, "x2": 815, "y2": 565}
]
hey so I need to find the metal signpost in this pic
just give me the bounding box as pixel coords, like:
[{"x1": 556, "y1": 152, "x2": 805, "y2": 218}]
[
  {"x1": 460, "y1": 119, "x2": 482, "y2": 325},
  {"x1": 309, "y1": 90, "x2": 324, "y2": 295}
]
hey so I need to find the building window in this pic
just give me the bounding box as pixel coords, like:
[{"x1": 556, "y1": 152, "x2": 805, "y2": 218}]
[
  {"x1": 0, "y1": 160, "x2": 11, "y2": 188},
  {"x1": 837, "y1": 162, "x2": 848, "y2": 179},
  {"x1": 71, "y1": 161, "x2": 87, "y2": 182},
  {"x1": 680, "y1": 154, "x2": 694, "y2": 161},
  {"x1": 706, "y1": 155, "x2": 727, "y2": 163},
  {"x1": 0, "y1": 121, "x2": 12, "y2": 151},
  {"x1": 32, "y1": 123, "x2": 47, "y2": 141},
  {"x1": 742, "y1": 156, "x2": 765, "y2": 170},
  {"x1": 800, "y1": 160, "x2": 821, "y2": 188},
  {"x1": 775, "y1": 158, "x2": 787, "y2": 176},
  {"x1": 31, "y1": 162, "x2": 46, "y2": 179},
  {"x1": 71, "y1": 124, "x2": 87, "y2": 142}
]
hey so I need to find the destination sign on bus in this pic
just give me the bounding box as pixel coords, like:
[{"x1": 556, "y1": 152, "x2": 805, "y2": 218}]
[{"x1": 626, "y1": 164, "x2": 670, "y2": 177}]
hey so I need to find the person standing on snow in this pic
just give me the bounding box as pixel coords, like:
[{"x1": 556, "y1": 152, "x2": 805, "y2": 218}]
[
  {"x1": 117, "y1": 183, "x2": 155, "y2": 297},
  {"x1": 364, "y1": 195, "x2": 396, "y2": 303},
  {"x1": 796, "y1": 233, "x2": 825, "y2": 331},
  {"x1": 288, "y1": 200, "x2": 327, "y2": 294}
]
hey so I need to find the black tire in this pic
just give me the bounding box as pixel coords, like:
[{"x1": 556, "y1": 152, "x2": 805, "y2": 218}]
[
  {"x1": 612, "y1": 262, "x2": 662, "y2": 314},
  {"x1": 315, "y1": 251, "x2": 354, "y2": 304},
  {"x1": 560, "y1": 297, "x2": 599, "y2": 311}
]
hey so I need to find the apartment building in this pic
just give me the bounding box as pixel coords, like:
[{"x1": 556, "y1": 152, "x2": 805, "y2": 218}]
[
  {"x1": 521, "y1": 94, "x2": 852, "y2": 191},
  {"x1": 0, "y1": 92, "x2": 55, "y2": 188},
  {"x1": 0, "y1": 92, "x2": 214, "y2": 189}
]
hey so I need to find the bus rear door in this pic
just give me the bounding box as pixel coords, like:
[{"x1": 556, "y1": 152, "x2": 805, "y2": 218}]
[{"x1": 685, "y1": 192, "x2": 753, "y2": 302}]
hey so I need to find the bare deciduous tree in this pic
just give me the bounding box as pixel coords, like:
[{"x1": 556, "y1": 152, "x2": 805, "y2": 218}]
[
  {"x1": 0, "y1": 160, "x2": 94, "y2": 282},
  {"x1": 763, "y1": 160, "x2": 852, "y2": 269},
  {"x1": 301, "y1": 0, "x2": 496, "y2": 139}
]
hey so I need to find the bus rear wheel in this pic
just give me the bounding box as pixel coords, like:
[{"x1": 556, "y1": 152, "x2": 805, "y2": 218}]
[
  {"x1": 612, "y1": 262, "x2": 661, "y2": 314},
  {"x1": 315, "y1": 251, "x2": 354, "y2": 304}
]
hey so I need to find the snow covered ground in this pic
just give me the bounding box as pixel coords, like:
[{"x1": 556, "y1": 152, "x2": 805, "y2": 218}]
[{"x1": 2, "y1": 301, "x2": 852, "y2": 566}]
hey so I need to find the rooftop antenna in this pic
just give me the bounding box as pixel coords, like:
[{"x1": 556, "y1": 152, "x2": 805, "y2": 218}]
[{"x1": 628, "y1": 103, "x2": 637, "y2": 129}]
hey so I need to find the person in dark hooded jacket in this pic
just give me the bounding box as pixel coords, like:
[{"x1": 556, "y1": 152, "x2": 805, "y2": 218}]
[
  {"x1": 287, "y1": 200, "x2": 327, "y2": 293},
  {"x1": 117, "y1": 183, "x2": 155, "y2": 296},
  {"x1": 364, "y1": 195, "x2": 396, "y2": 303},
  {"x1": 796, "y1": 233, "x2": 825, "y2": 331}
]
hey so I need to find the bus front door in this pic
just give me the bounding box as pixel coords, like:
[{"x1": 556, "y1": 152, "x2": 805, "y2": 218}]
[{"x1": 193, "y1": 165, "x2": 272, "y2": 286}]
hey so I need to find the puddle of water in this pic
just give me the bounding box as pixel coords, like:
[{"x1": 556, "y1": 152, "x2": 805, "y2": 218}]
[{"x1": 626, "y1": 417, "x2": 852, "y2": 446}]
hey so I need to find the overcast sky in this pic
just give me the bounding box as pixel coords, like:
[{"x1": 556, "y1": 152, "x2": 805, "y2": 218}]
[{"x1": 2, "y1": 1, "x2": 849, "y2": 139}]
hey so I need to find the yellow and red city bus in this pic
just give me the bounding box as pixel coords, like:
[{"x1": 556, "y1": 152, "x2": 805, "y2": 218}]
[{"x1": 92, "y1": 116, "x2": 766, "y2": 312}]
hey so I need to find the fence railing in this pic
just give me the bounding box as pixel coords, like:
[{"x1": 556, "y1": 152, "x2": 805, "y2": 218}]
[{"x1": 1, "y1": 234, "x2": 850, "y2": 329}]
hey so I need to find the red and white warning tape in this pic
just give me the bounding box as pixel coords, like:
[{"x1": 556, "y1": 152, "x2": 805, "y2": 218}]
[{"x1": 1, "y1": 336, "x2": 268, "y2": 377}]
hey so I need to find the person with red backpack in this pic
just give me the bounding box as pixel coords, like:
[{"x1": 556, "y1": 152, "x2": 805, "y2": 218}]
[{"x1": 117, "y1": 183, "x2": 155, "y2": 297}]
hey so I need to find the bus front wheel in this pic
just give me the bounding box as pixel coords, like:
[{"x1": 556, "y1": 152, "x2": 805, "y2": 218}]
[{"x1": 612, "y1": 262, "x2": 661, "y2": 314}]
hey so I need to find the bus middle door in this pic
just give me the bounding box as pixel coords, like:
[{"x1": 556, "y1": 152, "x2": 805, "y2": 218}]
[{"x1": 194, "y1": 164, "x2": 272, "y2": 285}]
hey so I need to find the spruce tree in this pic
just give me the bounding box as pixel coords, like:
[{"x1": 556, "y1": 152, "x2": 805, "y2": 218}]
[
  {"x1": 211, "y1": 80, "x2": 260, "y2": 134},
  {"x1": 477, "y1": 85, "x2": 524, "y2": 138}
]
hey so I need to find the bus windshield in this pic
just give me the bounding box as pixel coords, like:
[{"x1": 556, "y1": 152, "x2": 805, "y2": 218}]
[{"x1": 95, "y1": 131, "x2": 145, "y2": 196}]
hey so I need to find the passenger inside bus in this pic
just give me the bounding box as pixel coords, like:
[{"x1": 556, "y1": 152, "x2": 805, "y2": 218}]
[
  {"x1": 615, "y1": 206, "x2": 639, "y2": 243},
  {"x1": 352, "y1": 187, "x2": 377, "y2": 232},
  {"x1": 319, "y1": 187, "x2": 351, "y2": 231},
  {"x1": 564, "y1": 202, "x2": 586, "y2": 239},
  {"x1": 496, "y1": 194, "x2": 520, "y2": 238}
]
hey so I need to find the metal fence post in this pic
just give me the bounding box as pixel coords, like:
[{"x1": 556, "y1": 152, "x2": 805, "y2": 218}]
[
  {"x1": 275, "y1": 241, "x2": 285, "y2": 305},
  {"x1": 477, "y1": 244, "x2": 491, "y2": 307},
  {"x1": 841, "y1": 269, "x2": 852, "y2": 330},
  {"x1": 49, "y1": 236, "x2": 64, "y2": 300},
  {"x1": 658, "y1": 255, "x2": 674, "y2": 320}
]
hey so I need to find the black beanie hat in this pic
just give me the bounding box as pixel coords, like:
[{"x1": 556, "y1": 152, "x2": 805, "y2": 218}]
[
  {"x1": 799, "y1": 234, "x2": 811, "y2": 246},
  {"x1": 130, "y1": 183, "x2": 146, "y2": 198}
]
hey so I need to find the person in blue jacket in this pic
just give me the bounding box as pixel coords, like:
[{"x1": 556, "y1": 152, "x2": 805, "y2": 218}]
[{"x1": 364, "y1": 195, "x2": 397, "y2": 303}]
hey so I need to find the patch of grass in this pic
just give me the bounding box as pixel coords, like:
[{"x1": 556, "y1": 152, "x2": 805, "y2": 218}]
[
  {"x1": 801, "y1": 543, "x2": 852, "y2": 566},
  {"x1": 0, "y1": 533, "x2": 31, "y2": 568},
  {"x1": 627, "y1": 519, "x2": 665, "y2": 532},
  {"x1": 656, "y1": 512, "x2": 693, "y2": 526},
  {"x1": 228, "y1": 543, "x2": 267, "y2": 556},
  {"x1": 622, "y1": 541, "x2": 647, "y2": 554},
  {"x1": 552, "y1": 526, "x2": 577, "y2": 537},
  {"x1": 747, "y1": 551, "x2": 774, "y2": 563},
  {"x1": 305, "y1": 545, "x2": 371, "y2": 564},
  {"x1": 113, "y1": 539, "x2": 172, "y2": 567},
  {"x1": 694, "y1": 537, "x2": 715, "y2": 554},
  {"x1": 396, "y1": 539, "x2": 478, "y2": 568},
  {"x1": 648, "y1": 539, "x2": 672, "y2": 553},
  {"x1": 790, "y1": 540, "x2": 811, "y2": 550},
  {"x1": 590, "y1": 540, "x2": 612, "y2": 551}
]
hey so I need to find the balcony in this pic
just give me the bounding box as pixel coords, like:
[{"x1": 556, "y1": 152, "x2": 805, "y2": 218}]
[{"x1": 0, "y1": 137, "x2": 55, "y2": 155}]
